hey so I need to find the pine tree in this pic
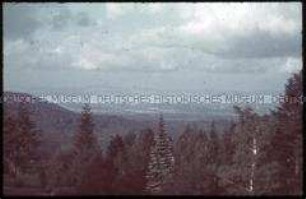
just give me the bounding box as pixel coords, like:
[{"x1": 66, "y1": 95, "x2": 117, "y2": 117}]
[
  {"x1": 146, "y1": 114, "x2": 174, "y2": 194},
  {"x1": 173, "y1": 126, "x2": 211, "y2": 195},
  {"x1": 16, "y1": 103, "x2": 41, "y2": 174},
  {"x1": 218, "y1": 122, "x2": 235, "y2": 194},
  {"x1": 269, "y1": 70, "x2": 302, "y2": 194},
  {"x1": 108, "y1": 134, "x2": 126, "y2": 178},
  {"x1": 113, "y1": 131, "x2": 157, "y2": 195},
  {"x1": 221, "y1": 121, "x2": 235, "y2": 165},
  {"x1": 107, "y1": 134, "x2": 125, "y2": 160},
  {"x1": 220, "y1": 106, "x2": 275, "y2": 195},
  {"x1": 71, "y1": 103, "x2": 101, "y2": 188},
  {"x1": 173, "y1": 124, "x2": 195, "y2": 194},
  {"x1": 3, "y1": 103, "x2": 41, "y2": 185},
  {"x1": 73, "y1": 104, "x2": 99, "y2": 156},
  {"x1": 207, "y1": 121, "x2": 221, "y2": 194},
  {"x1": 3, "y1": 115, "x2": 19, "y2": 177}
]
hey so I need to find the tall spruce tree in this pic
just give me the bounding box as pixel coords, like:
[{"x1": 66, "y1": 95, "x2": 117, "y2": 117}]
[
  {"x1": 146, "y1": 114, "x2": 174, "y2": 194},
  {"x1": 16, "y1": 103, "x2": 41, "y2": 174},
  {"x1": 106, "y1": 134, "x2": 126, "y2": 193},
  {"x1": 72, "y1": 103, "x2": 101, "y2": 188},
  {"x1": 126, "y1": 128, "x2": 155, "y2": 194},
  {"x1": 221, "y1": 121, "x2": 235, "y2": 165},
  {"x1": 270, "y1": 70, "x2": 302, "y2": 194},
  {"x1": 3, "y1": 115, "x2": 19, "y2": 177},
  {"x1": 207, "y1": 121, "x2": 221, "y2": 194},
  {"x1": 3, "y1": 103, "x2": 41, "y2": 185}
]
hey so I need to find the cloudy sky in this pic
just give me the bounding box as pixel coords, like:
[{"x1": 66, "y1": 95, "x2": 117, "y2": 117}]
[{"x1": 3, "y1": 3, "x2": 302, "y2": 94}]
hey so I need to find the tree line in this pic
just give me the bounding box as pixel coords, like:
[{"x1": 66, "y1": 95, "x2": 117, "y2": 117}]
[{"x1": 3, "y1": 71, "x2": 302, "y2": 195}]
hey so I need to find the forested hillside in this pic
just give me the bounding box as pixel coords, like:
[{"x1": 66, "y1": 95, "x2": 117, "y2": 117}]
[{"x1": 3, "y1": 71, "x2": 302, "y2": 196}]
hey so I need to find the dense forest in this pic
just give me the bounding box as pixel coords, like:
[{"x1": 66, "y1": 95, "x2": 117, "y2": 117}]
[{"x1": 3, "y1": 71, "x2": 302, "y2": 196}]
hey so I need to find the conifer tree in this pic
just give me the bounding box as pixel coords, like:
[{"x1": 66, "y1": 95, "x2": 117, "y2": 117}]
[
  {"x1": 221, "y1": 121, "x2": 235, "y2": 165},
  {"x1": 146, "y1": 114, "x2": 174, "y2": 194},
  {"x1": 126, "y1": 128, "x2": 155, "y2": 194},
  {"x1": 270, "y1": 70, "x2": 302, "y2": 194},
  {"x1": 107, "y1": 134, "x2": 126, "y2": 183},
  {"x1": 16, "y1": 103, "x2": 41, "y2": 174},
  {"x1": 3, "y1": 103, "x2": 41, "y2": 185},
  {"x1": 73, "y1": 104, "x2": 99, "y2": 156},
  {"x1": 207, "y1": 121, "x2": 220, "y2": 194},
  {"x1": 173, "y1": 126, "x2": 211, "y2": 195},
  {"x1": 72, "y1": 103, "x2": 101, "y2": 187},
  {"x1": 3, "y1": 115, "x2": 18, "y2": 177},
  {"x1": 220, "y1": 106, "x2": 275, "y2": 195}
]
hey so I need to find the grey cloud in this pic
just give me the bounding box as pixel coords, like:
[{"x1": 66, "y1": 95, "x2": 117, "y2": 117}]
[
  {"x1": 3, "y1": 4, "x2": 41, "y2": 40},
  {"x1": 76, "y1": 12, "x2": 95, "y2": 27},
  {"x1": 219, "y1": 30, "x2": 302, "y2": 59},
  {"x1": 121, "y1": 46, "x2": 283, "y2": 74},
  {"x1": 87, "y1": 46, "x2": 288, "y2": 74},
  {"x1": 3, "y1": 3, "x2": 302, "y2": 94},
  {"x1": 51, "y1": 8, "x2": 72, "y2": 30},
  {"x1": 51, "y1": 9, "x2": 96, "y2": 30}
]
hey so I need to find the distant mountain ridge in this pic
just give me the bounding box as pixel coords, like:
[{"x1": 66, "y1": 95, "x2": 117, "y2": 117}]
[
  {"x1": 2, "y1": 91, "x2": 152, "y2": 152},
  {"x1": 2, "y1": 91, "x2": 237, "y2": 156}
]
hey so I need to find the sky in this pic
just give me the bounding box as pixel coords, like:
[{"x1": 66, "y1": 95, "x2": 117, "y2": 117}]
[{"x1": 3, "y1": 3, "x2": 302, "y2": 95}]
